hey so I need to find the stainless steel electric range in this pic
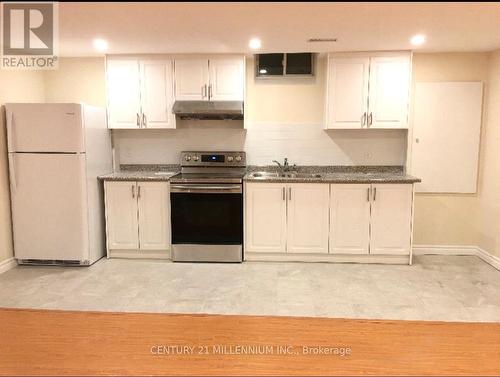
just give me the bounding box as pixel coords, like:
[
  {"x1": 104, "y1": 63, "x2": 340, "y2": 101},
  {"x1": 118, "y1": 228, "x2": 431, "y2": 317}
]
[{"x1": 169, "y1": 151, "x2": 246, "y2": 263}]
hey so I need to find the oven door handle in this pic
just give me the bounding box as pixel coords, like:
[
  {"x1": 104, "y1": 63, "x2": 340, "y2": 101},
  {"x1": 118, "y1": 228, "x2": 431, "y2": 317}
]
[{"x1": 170, "y1": 184, "x2": 242, "y2": 194}]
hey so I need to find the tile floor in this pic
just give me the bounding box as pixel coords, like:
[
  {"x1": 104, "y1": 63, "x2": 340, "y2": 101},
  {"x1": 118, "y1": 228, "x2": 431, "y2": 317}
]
[{"x1": 0, "y1": 255, "x2": 499, "y2": 322}]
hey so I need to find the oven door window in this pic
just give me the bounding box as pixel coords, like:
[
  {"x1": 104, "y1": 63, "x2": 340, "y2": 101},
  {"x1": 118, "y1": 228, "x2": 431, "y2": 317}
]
[{"x1": 171, "y1": 193, "x2": 243, "y2": 245}]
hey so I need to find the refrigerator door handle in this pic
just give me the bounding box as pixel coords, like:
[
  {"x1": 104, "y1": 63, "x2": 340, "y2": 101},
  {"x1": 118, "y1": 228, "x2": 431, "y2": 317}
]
[
  {"x1": 7, "y1": 111, "x2": 14, "y2": 152},
  {"x1": 8, "y1": 155, "x2": 16, "y2": 191}
]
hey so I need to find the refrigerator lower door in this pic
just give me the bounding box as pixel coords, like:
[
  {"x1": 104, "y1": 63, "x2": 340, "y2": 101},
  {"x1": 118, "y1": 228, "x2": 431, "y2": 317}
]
[
  {"x1": 6, "y1": 103, "x2": 85, "y2": 153},
  {"x1": 9, "y1": 153, "x2": 90, "y2": 262}
]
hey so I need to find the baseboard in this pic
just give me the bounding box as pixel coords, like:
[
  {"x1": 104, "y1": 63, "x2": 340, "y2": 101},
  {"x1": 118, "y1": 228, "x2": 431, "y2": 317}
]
[
  {"x1": 412, "y1": 245, "x2": 478, "y2": 256},
  {"x1": 0, "y1": 258, "x2": 17, "y2": 274},
  {"x1": 476, "y1": 247, "x2": 500, "y2": 271},
  {"x1": 413, "y1": 244, "x2": 500, "y2": 271}
]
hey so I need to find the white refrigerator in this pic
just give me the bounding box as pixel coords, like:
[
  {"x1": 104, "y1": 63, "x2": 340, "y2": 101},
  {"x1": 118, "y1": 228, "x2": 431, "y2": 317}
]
[{"x1": 6, "y1": 103, "x2": 113, "y2": 265}]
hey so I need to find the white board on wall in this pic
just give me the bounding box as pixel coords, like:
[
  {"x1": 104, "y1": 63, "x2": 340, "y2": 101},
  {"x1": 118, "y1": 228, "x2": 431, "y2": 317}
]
[{"x1": 411, "y1": 82, "x2": 483, "y2": 193}]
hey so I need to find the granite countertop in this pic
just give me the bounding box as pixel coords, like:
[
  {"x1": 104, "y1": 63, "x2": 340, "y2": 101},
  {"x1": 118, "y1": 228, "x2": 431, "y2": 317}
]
[
  {"x1": 98, "y1": 164, "x2": 180, "y2": 181},
  {"x1": 98, "y1": 164, "x2": 421, "y2": 184},
  {"x1": 243, "y1": 165, "x2": 421, "y2": 184},
  {"x1": 243, "y1": 172, "x2": 420, "y2": 184},
  {"x1": 98, "y1": 171, "x2": 179, "y2": 181}
]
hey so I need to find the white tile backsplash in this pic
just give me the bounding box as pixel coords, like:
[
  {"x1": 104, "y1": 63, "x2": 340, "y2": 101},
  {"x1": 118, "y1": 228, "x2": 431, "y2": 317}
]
[{"x1": 113, "y1": 121, "x2": 407, "y2": 166}]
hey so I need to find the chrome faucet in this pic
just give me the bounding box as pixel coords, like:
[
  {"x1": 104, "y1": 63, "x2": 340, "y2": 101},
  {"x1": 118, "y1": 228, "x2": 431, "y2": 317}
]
[{"x1": 272, "y1": 157, "x2": 296, "y2": 173}]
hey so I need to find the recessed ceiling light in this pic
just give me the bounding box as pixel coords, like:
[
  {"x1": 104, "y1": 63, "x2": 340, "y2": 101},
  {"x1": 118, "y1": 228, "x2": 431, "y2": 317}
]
[
  {"x1": 93, "y1": 38, "x2": 108, "y2": 52},
  {"x1": 249, "y1": 38, "x2": 261, "y2": 50},
  {"x1": 410, "y1": 34, "x2": 426, "y2": 46}
]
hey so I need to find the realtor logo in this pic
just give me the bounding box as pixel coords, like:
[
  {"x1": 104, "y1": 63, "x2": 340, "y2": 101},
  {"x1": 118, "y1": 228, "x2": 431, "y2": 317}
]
[{"x1": 1, "y1": 1, "x2": 59, "y2": 69}]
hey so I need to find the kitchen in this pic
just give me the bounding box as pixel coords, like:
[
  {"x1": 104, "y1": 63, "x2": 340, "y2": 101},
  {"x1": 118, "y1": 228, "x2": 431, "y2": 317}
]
[
  {"x1": 6, "y1": 53, "x2": 420, "y2": 264},
  {"x1": 0, "y1": 3, "x2": 499, "y2": 376}
]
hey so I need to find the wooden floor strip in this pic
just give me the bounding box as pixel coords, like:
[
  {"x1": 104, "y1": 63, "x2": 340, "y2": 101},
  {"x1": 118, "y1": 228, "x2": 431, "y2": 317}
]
[{"x1": 0, "y1": 308, "x2": 499, "y2": 376}]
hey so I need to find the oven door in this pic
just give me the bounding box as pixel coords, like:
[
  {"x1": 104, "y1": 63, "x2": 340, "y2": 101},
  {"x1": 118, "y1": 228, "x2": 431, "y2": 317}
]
[{"x1": 170, "y1": 184, "x2": 243, "y2": 262}]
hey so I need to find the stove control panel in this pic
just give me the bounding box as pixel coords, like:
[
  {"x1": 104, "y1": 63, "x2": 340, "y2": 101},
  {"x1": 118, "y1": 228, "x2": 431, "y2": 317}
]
[{"x1": 180, "y1": 151, "x2": 246, "y2": 167}]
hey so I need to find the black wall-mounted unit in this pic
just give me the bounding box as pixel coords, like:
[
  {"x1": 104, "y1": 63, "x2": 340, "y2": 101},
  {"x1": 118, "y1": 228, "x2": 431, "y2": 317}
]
[{"x1": 255, "y1": 53, "x2": 314, "y2": 78}]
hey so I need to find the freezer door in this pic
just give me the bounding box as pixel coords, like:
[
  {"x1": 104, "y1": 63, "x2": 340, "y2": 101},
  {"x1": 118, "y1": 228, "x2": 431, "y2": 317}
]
[
  {"x1": 6, "y1": 103, "x2": 85, "y2": 153},
  {"x1": 9, "y1": 153, "x2": 90, "y2": 261}
]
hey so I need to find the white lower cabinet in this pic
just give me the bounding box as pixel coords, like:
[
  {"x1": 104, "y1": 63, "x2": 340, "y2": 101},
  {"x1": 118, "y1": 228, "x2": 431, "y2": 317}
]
[
  {"x1": 137, "y1": 182, "x2": 170, "y2": 250},
  {"x1": 105, "y1": 181, "x2": 139, "y2": 250},
  {"x1": 245, "y1": 183, "x2": 329, "y2": 254},
  {"x1": 329, "y1": 183, "x2": 412, "y2": 256},
  {"x1": 245, "y1": 181, "x2": 414, "y2": 263},
  {"x1": 104, "y1": 181, "x2": 170, "y2": 258},
  {"x1": 245, "y1": 183, "x2": 287, "y2": 253},
  {"x1": 287, "y1": 184, "x2": 330, "y2": 254},
  {"x1": 369, "y1": 184, "x2": 412, "y2": 255},
  {"x1": 329, "y1": 184, "x2": 371, "y2": 254}
]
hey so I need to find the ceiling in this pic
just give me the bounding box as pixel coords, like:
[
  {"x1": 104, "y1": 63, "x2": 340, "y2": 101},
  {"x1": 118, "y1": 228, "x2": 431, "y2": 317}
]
[{"x1": 59, "y1": 2, "x2": 500, "y2": 56}]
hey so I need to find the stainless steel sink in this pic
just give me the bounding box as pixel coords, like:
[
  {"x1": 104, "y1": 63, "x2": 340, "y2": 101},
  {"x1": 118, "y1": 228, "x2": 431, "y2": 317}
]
[
  {"x1": 249, "y1": 171, "x2": 280, "y2": 178},
  {"x1": 154, "y1": 172, "x2": 176, "y2": 176},
  {"x1": 249, "y1": 172, "x2": 322, "y2": 179},
  {"x1": 292, "y1": 173, "x2": 322, "y2": 179}
]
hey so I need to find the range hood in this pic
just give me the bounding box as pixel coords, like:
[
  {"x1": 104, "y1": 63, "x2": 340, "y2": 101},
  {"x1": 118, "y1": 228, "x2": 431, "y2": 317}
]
[{"x1": 172, "y1": 101, "x2": 244, "y2": 120}]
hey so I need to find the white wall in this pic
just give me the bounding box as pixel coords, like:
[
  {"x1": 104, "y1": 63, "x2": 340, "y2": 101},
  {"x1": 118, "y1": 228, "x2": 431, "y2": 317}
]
[
  {"x1": 410, "y1": 53, "x2": 490, "y2": 247},
  {"x1": 115, "y1": 123, "x2": 406, "y2": 166},
  {"x1": 44, "y1": 57, "x2": 106, "y2": 106},
  {"x1": 478, "y1": 50, "x2": 500, "y2": 257}
]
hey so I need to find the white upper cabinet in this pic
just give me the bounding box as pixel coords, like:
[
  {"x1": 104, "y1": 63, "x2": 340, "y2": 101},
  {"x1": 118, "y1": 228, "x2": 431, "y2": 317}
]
[
  {"x1": 174, "y1": 56, "x2": 244, "y2": 101},
  {"x1": 245, "y1": 183, "x2": 287, "y2": 253},
  {"x1": 287, "y1": 184, "x2": 330, "y2": 254},
  {"x1": 174, "y1": 58, "x2": 210, "y2": 101},
  {"x1": 208, "y1": 57, "x2": 244, "y2": 101},
  {"x1": 329, "y1": 184, "x2": 371, "y2": 254},
  {"x1": 140, "y1": 60, "x2": 175, "y2": 129},
  {"x1": 325, "y1": 52, "x2": 411, "y2": 129},
  {"x1": 107, "y1": 59, "x2": 142, "y2": 129},
  {"x1": 368, "y1": 57, "x2": 411, "y2": 129},
  {"x1": 106, "y1": 57, "x2": 175, "y2": 129},
  {"x1": 326, "y1": 57, "x2": 369, "y2": 129},
  {"x1": 370, "y1": 184, "x2": 413, "y2": 255}
]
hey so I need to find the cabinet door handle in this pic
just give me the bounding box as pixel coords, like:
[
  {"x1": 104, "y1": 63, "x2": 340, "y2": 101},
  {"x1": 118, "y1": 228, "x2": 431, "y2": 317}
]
[
  {"x1": 368, "y1": 112, "x2": 373, "y2": 126},
  {"x1": 132, "y1": 185, "x2": 135, "y2": 198},
  {"x1": 136, "y1": 113, "x2": 140, "y2": 127},
  {"x1": 362, "y1": 112, "x2": 367, "y2": 126},
  {"x1": 282, "y1": 187, "x2": 286, "y2": 201},
  {"x1": 288, "y1": 187, "x2": 292, "y2": 201},
  {"x1": 373, "y1": 187, "x2": 377, "y2": 201},
  {"x1": 142, "y1": 113, "x2": 147, "y2": 128},
  {"x1": 367, "y1": 187, "x2": 370, "y2": 201},
  {"x1": 138, "y1": 185, "x2": 141, "y2": 199},
  {"x1": 208, "y1": 84, "x2": 213, "y2": 100}
]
